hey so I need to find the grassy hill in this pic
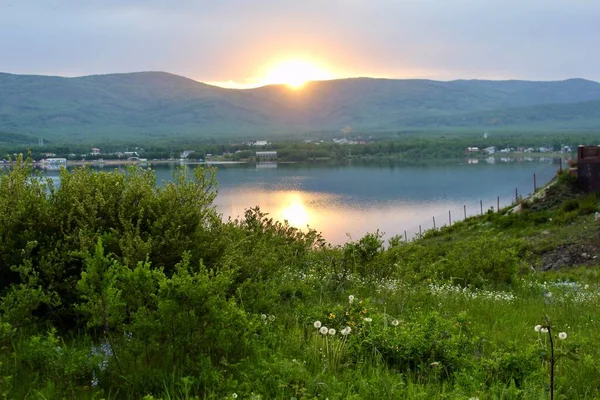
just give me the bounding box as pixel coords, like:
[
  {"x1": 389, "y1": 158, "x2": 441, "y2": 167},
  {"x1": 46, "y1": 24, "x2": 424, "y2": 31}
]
[{"x1": 2, "y1": 71, "x2": 600, "y2": 141}]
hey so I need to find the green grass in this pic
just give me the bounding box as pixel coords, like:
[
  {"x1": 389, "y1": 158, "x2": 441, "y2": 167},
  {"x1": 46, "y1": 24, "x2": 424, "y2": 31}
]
[{"x1": 1, "y1": 164, "x2": 599, "y2": 399}]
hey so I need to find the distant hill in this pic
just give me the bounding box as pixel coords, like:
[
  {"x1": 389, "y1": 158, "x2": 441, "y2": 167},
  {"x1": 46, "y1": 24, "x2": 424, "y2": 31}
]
[{"x1": 1, "y1": 71, "x2": 600, "y2": 141}]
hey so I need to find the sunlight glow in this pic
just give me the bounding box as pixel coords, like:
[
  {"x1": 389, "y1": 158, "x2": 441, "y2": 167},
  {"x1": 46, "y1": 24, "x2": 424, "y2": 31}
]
[
  {"x1": 279, "y1": 196, "x2": 310, "y2": 228},
  {"x1": 263, "y1": 60, "x2": 334, "y2": 89}
]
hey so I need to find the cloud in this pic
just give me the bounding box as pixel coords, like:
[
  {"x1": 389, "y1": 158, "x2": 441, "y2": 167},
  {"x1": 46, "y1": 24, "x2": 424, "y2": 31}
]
[{"x1": 0, "y1": 0, "x2": 599, "y2": 82}]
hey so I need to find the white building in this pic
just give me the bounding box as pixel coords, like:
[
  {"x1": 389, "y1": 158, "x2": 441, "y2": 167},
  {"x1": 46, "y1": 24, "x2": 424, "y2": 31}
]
[
  {"x1": 180, "y1": 150, "x2": 194, "y2": 159},
  {"x1": 42, "y1": 158, "x2": 67, "y2": 165},
  {"x1": 256, "y1": 151, "x2": 277, "y2": 161}
]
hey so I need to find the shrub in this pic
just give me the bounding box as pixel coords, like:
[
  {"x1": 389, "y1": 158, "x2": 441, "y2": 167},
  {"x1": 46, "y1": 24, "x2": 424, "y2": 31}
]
[
  {"x1": 561, "y1": 199, "x2": 579, "y2": 213},
  {"x1": 431, "y1": 234, "x2": 527, "y2": 287}
]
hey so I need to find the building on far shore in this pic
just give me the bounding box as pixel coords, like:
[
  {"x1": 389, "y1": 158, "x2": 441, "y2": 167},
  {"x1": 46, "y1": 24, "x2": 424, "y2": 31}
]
[
  {"x1": 256, "y1": 151, "x2": 277, "y2": 161},
  {"x1": 91, "y1": 148, "x2": 101, "y2": 155}
]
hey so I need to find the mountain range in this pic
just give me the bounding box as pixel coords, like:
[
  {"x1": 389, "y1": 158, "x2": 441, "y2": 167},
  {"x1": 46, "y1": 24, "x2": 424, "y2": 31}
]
[{"x1": 1, "y1": 71, "x2": 600, "y2": 142}]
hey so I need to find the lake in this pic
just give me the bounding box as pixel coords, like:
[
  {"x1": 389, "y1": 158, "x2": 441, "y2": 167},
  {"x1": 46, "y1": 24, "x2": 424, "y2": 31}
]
[{"x1": 42, "y1": 158, "x2": 560, "y2": 245}]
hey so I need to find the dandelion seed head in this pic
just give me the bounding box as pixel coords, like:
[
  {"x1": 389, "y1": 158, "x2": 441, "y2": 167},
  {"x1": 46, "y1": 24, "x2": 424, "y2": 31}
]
[
  {"x1": 314, "y1": 320, "x2": 322, "y2": 328},
  {"x1": 328, "y1": 328, "x2": 336, "y2": 335},
  {"x1": 320, "y1": 326, "x2": 328, "y2": 335},
  {"x1": 261, "y1": 314, "x2": 267, "y2": 320},
  {"x1": 391, "y1": 319, "x2": 399, "y2": 326},
  {"x1": 541, "y1": 327, "x2": 549, "y2": 333},
  {"x1": 349, "y1": 295, "x2": 355, "y2": 304},
  {"x1": 268, "y1": 315, "x2": 275, "y2": 322},
  {"x1": 534, "y1": 324, "x2": 542, "y2": 332},
  {"x1": 364, "y1": 317, "x2": 372, "y2": 322},
  {"x1": 559, "y1": 332, "x2": 567, "y2": 340}
]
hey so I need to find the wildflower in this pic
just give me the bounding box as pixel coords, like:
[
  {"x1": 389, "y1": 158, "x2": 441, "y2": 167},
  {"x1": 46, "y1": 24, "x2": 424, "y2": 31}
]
[
  {"x1": 534, "y1": 324, "x2": 542, "y2": 332},
  {"x1": 314, "y1": 320, "x2": 322, "y2": 329},
  {"x1": 349, "y1": 295, "x2": 355, "y2": 304},
  {"x1": 329, "y1": 313, "x2": 336, "y2": 319},
  {"x1": 91, "y1": 377, "x2": 98, "y2": 387},
  {"x1": 559, "y1": 332, "x2": 567, "y2": 340},
  {"x1": 541, "y1": 327, "x2": 549, "y2": 333},
  {"x1": 328, "y1": 328, "x2": 336, "y2": 335},
  {"x1": 320, "y1": 326, "x2": 328, "y2": 335},
  {"x1": 391, "y1": 319, "x2": 399, "y2": 326},
  {"x1": 364, "y1": 317, "x2": 373, "y2": 322}
]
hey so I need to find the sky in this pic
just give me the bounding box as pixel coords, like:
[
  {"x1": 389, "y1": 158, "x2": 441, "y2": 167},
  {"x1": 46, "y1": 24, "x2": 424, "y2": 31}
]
[{"x1": 1, "y1": 0, "x2": 599, "y2": 88}]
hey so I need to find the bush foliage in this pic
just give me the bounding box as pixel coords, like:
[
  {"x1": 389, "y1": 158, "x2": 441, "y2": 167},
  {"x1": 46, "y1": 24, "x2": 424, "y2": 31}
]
[{"x1": 0, "y1": 158, "x2": 599, "y2": 398}]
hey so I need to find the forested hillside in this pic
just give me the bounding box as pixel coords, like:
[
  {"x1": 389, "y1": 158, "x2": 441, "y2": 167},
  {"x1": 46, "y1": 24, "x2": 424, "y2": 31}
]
[{"x1": 2, "y1": 72, "x2": 600, "y2": 141}]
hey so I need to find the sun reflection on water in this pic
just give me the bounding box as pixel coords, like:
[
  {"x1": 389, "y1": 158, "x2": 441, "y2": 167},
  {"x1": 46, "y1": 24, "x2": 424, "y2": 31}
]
[{"x1": 278, "y1": 195, "x2": 311, "y2": 228}]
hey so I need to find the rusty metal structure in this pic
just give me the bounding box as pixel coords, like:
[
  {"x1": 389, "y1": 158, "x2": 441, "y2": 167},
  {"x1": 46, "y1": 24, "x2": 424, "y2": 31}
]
[{"x1": 577, "y1": 145, "x2": 600, "y2": 192}]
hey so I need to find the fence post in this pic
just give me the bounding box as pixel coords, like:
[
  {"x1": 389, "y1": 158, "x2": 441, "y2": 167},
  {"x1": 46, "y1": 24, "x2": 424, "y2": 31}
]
[
  {"x1": 449, "y1": 210, "x2": 452, "y2": 226},
  {"x1": 464, "y1": 205, "x2": 467, "y2": 220},
  {"x1": 404, "y1": 230, "x2": 408, "y2": 243},
  {"x1": 515, "y1": 188, "x2": 518, "y2": 203},
  {"x1": 497, "y1": 196, "x2": 500, "y2": 213},
  {"x1": 433, "y1": 216, "x2": 436, "y2": 230},
  {"x1": 419, "y1": 225, "x2": 422, "y2": 237},
  {"x1": 480, "y1": 200, "x2": 483, "y2": 216},
  {"x1": 534, "y1": 173, "x2": 537, "y2": 192},
  {"x1": 560, "y1": 158, "x2": 563, "y2": 173}
]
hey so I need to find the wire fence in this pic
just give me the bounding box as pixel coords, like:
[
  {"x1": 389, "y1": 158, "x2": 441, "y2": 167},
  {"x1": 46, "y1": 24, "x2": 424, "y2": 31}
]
[{"x1": 399, "y1": 158, "x2": 563, "y2": 242}]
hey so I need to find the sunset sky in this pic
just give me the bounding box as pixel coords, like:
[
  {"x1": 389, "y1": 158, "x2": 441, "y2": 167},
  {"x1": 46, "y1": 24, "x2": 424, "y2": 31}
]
[{"x1": 1, "y1": 0, "x2": 599, "y2": 88}]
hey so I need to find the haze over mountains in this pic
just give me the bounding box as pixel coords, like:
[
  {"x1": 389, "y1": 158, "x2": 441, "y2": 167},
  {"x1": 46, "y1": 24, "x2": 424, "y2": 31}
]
[{"x1": 1, "y1": 71, "x2": 600, "y2": 142}]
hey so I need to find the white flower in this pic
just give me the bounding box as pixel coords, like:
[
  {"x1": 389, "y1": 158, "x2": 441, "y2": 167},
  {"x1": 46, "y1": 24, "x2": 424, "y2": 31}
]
[
  {"x1": 540, "y1": 327, "x2": 549, "y2": 333},
  {"x1": 391, "y1": 319, "x2": 399, "y2": 326},
  {"x1": 328, "y1": 328, "x2": 336, "y2": 335},
  {"x1": 534, "y1": 324, "x2": 542, "y2": 332},
  {"x1": 364, "y1": 317, "x2": 373, "y2": 322},
  {"x1": 341, "y1": 326, "x2": 351, "y2": 335},
  {"x1": 349, "y1": 295, "x2": 355, "y2": 304},
  {"x1": 314, "y1": 320, "x2": 322, "y2": 329},
  {"x1": 559, "y1": 332, "x2": 567, "y2": 340},
  {"x1": 320, "y1": 326, "x2": 328, "y2": 335}
]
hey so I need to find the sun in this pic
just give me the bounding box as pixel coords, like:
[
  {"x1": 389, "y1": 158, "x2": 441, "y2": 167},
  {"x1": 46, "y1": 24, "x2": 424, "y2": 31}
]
[{"x1": 263, "y1": 60, "x2": 334, "y2": 89}]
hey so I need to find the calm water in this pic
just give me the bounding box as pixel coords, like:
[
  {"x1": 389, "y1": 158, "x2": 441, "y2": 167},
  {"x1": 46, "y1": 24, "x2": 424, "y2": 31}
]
[{"x1": 42, "y1": 159, "x2": 560, "y2": 245}]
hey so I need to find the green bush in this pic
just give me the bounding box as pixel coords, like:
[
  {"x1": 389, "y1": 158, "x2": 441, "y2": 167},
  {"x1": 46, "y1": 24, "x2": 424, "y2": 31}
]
[
  {"x1": 431, "y1": 234, "x2": 527, "y2": 287},
  {"x1": 561, "y1": 199, "x2": 579, "y2": 213}
]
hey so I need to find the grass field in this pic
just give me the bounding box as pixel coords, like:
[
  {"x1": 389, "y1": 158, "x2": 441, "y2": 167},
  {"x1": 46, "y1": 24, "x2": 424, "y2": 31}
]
[{"x1": 0, "y1": 162, "x2": 598, "y2": 399}]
